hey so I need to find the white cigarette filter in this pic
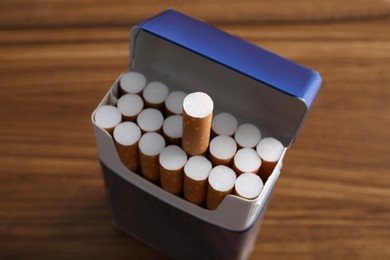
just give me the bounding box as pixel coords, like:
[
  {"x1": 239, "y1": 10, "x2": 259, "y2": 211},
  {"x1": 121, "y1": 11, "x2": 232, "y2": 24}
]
[
  {"x1": 119, "y1": 71, "x2": 147, "y2": 95},
  {"x1": 182, "y1": 92, "x2": 214, "y2": 156},
  {"x1": 162, "y1": 115, "x2": 183, "y2": 146},
  {"x1": 136, "y1": 108, "x2": 164, "y2": 133},
  {"x1": 232, "y1": 148, "x2": 261, "y2": 175},
  {"x1": 113, "y1": 121, "x2": 142, "y2": 173},
  {"x1": 183, "y1": 156, "x2": 212, "y2": 206},
  {"x1": 234, "y1": 173, "x2": 264, "y2": 200},
  {"x1": 117, "y1": 93, "x2": 144, "y2": 122},
  {"x1": 211, "y1": 112, "x2": 238, "y2": 137},
  {"x1": 256, "y1": 137, "x2": 284, "y2": 182},
  {"x1": 164, "y1": 91, "x2": 187, "y2": 116},
  {"x1": 209, "y1": 135, "x2": 237, "y2": 166},
  {"x1": 138, "y1": 132, "x2": 166, "y2": 183},
  {"x1": 94, "y1": 105, "x2": 122, "y2": 135},
  {"x1": 142, "y1": 81, "x2": 169, "y2": 110},
  {"x1": 206, "y1": 165, "x2": 237, "y2": 210},
  {"x1": 234, "y1": 123, "x2": 261, "y2": 149},
  {"x1": 159, "y1": 145, "x2": 188, "y2": 195}
]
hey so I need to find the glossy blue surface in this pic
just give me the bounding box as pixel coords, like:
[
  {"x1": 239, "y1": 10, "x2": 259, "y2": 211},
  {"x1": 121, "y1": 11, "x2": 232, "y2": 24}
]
[{"x1": 139, "y1": 9, "x2": 322, "y2": 108}]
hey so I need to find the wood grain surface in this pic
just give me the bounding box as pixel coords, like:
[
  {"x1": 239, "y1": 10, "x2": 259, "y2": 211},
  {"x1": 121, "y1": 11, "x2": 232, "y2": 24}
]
[{"x1": 0, "y1": 0, "x2": 389, "y2": 259}]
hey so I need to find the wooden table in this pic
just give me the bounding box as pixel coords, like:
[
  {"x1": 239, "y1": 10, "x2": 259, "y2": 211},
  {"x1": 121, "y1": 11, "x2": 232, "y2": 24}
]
[{"x1": 1, "y1": 1, "x2": 389, "y2": 259}]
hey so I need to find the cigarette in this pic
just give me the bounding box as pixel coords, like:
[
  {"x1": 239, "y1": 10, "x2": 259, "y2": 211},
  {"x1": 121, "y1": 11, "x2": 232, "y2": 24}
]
[
  {"x1": 206, "y1": 165, "x2": 236, "y2": 210},
  {"x1": 256, "y1": 137, "x2": 284, "y2": 182},
  {"x1": 208, "y1": 135, "x2": 237, "y2": 166},
  {"x1": 183, "y1": 156, "x2": 212, "y2": 206},
  {"x1": 117, "y1": 93, "x2": 144, "y2": 122},
  {"x1": 136, "y1": 108, "x2": 164, "y2": 133},
  {"x1": 94, "y1": 105, "x2": 122, "y2": 135},
  {"x1": 211, "y1": 112, "x2": 238, "y2": 137},
  {"x1": 119, "y1": 71, "x2": 147, "y2": 95},
  {"x1": 234, "y1": 173, "x2": 264, "y2": 200},
  {"x1": 164, "y1": 91, "x2": 187, "y2": 116},
  {"x1": 142, "y1": 81, "x2": 169, "y2": 110},
  {"x1": 162, "y1": 115, "x2": 183, "y2": 146},
  {"x1": 113, "y1": 121, "x2": 142, "y2": 173},
  {"x1": 232, "y1": 148, "x2": 261, "y2": 175},
  {"x1": 182, "y1": 92, "x2": 214, "y2": 156},
  {"x1": 159, "y1": 145, "x2": 188, "y2": 195},
  {"x1": 234, "y1": 123, "x2": 261, "y2": 149},
  {"x1": 138, "y1": 132, "x2": 166, "y2": 183}
]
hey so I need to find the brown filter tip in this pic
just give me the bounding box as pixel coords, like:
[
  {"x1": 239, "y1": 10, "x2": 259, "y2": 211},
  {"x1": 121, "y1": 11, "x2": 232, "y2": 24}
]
[
  {"x1": 159, "y1": 145, "x2": 188, "y2": 195},
  {"x1": 94, "y1": 105, "x2": 122, "y2": 135},
  {"x1": 113, "y1": 122, "x2": 142, "y2": 173},
  {"x1": 183, "y1": 156, "x2": 212, "y2": 205},
  {"x1": 139, "y1": 132, "x2": 166, "y2": 183},
  {"x1": 256, "y1": 137, "x2": 284, "y2": 182},
  {"x1": 182, "y1": 92, "x2": 214, "y2": 156},
  {"x1": 206, "y1": 165, "x2": 236, "y2": 210}
]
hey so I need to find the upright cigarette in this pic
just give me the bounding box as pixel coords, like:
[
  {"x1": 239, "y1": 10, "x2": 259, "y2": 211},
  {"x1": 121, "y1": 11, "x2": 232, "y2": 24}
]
[
  {"x1": 211, "y1": 112, "x2": 238, "y2": 137},
  {"x1": 256, "y1": 137, "x2": 284, "y2": 182},
  {"x1": 234, "y1": 173, "x2": 264, "y2": 200},
  {"x1": 162, "y1": 115, "x2": 183, "y2": 146},
  {"x1": 119, "y1": 71, "x2": 147, "y2": 95},
  {"x1": 182, "y1": 92, "x2": 214, "y2": 156},
  {"x1": 183, "y1": 156, "x2": 212, "y2": 206},
  {"x1": 117, "y1": 93, "x2": 144, "y2": 122},
  {"x1": 164, "y1": 91, "x2": 187, "y2": 116},
  {"x1": 159, "y1": 145, "x2": 188, "y2": 195},
  {"x1": 142, "y1": 81, "x2": 169, "y2": 110},
  {"x1": 113, "y1": 121, "x2": 141, "y2": 173},
  {"x1": 234, "y1": 123, "x2": 261, "y2": 149},
  {"x1": 208, "y1": 135, "x2": 237, "y2": 166},
  {"x1": 138, "y1": 132, "x2": 166, "y2": 183},
  {"x1": 206, "y1": 165, "x2": 236, "y2": 210},
  {"x1": 94, "y1": 105, "x2": 122, "y2": 135},
  {"x1": 136, "y1": 108, "x2": 164, "y2": 133},
  {"x1": 232, "y1": 148, "x2": 261, "y2": 175}
]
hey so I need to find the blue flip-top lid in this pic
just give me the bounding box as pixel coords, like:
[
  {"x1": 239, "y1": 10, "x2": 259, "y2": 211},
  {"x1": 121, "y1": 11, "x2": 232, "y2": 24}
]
[
  {"x1": 130, "y1": 9, "x2": 322, "y2": 146},
  {"x1": 137, "y1": 9, "x2": 321, "y2": 108}
]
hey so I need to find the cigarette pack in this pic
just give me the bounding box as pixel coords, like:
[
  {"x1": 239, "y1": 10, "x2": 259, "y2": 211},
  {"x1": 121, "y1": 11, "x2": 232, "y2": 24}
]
[{"x1": 91, "y1": 9, "x2": 322, "y2": 260}]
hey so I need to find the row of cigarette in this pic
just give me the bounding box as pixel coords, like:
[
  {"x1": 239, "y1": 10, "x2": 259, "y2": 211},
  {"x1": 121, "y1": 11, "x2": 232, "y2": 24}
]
[{"x1": 94, "y1": 72, "x2": 284, "y2": 210}]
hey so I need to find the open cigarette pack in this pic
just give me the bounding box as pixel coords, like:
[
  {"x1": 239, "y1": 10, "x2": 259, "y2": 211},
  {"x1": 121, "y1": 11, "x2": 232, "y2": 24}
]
[{"x1": 91, "y1": 9, "x2": 322, "y2": 260}]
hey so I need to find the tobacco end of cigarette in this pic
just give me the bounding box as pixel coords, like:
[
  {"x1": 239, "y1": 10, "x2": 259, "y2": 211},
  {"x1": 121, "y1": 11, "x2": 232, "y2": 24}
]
[
  {"x1": 234, "y1": 123, "x2": 261, "y2": 148},
  {"x1": 234, "y1": 173, "x2": 263, "y2": 200},
  {"x1": 94, "y1": 105, "x2": 122, "y2": 134},
  {"x1": 120, "y1": 71, "x2": 146, "y2": 94}
]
